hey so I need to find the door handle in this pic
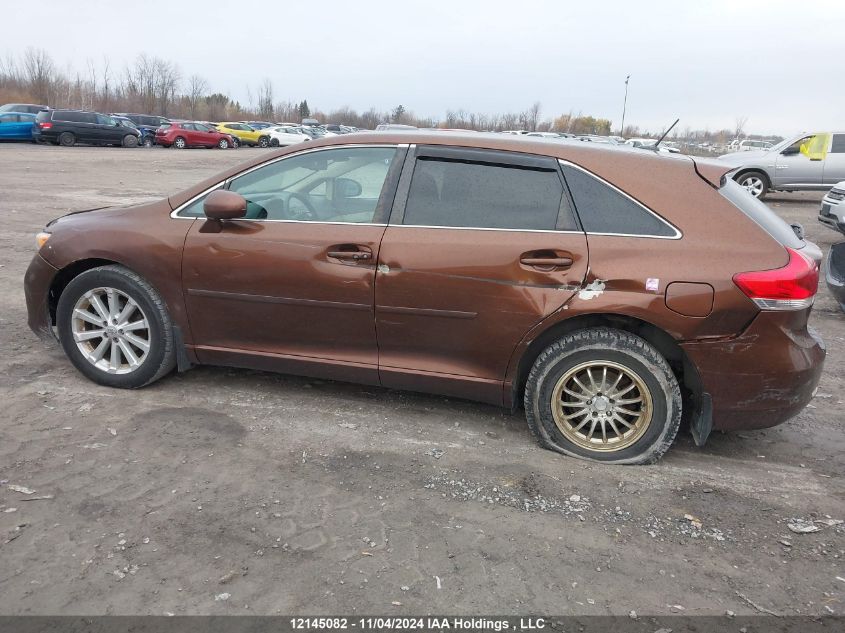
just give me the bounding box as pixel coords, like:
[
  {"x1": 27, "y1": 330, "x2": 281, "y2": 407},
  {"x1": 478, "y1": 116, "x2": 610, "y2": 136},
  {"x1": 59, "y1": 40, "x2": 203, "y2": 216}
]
[
  {"x1": 327, "y1": 246, "x2": 372, "y2": 261},
  {"x1": 520, "y1": 256, "x2": 573, "y2": 268}
]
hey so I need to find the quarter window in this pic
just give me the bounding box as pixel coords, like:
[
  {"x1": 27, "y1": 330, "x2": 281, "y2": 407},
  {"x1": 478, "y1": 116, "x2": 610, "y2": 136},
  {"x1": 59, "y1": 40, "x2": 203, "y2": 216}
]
[
  {"x1": 402, "y1": 158, "x2": 566, "y2": 230},
  {"x1": 560, "y1": 163, "x2": 677, "y2": 237}
]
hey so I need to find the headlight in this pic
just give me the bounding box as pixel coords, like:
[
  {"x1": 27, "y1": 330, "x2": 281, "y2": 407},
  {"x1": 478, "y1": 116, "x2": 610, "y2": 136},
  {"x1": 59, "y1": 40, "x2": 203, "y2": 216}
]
[{"x1": 36, "y1": 231, "x2": 51, "y2": 249}]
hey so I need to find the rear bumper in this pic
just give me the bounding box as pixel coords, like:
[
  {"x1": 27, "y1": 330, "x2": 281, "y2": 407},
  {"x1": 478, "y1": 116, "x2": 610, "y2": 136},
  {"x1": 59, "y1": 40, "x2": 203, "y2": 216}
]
[
  {"x1": 681, "y1": 312, "x2": 825, "y2": 430},
  {"x1": 819, "y1": 200, "x2": 845, "y2": 233},
  {"x1": 24, "y1": 253, "x2": 59, "y2": 342}
]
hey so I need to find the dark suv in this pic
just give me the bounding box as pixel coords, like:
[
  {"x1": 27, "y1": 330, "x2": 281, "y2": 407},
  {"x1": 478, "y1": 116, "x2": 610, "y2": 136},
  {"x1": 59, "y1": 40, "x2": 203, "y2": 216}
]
[
  {"x1": 34, "y1": 109, "x2": 141, "y2": 147},
  {"x1": 114, "y1": 113, "x2": 170, "y2": 147}
]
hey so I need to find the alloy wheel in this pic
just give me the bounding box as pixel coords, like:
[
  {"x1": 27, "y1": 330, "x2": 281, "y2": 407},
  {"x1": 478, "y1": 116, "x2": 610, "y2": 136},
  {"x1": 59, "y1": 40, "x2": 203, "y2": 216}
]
[
  {"x1": 551, "y1": 360, "x2": 653, "y2": 452},
  {"x1": 71, "y1": 287, "x2": 151, "y2": 375},
  {"x1": 740, "y1": 175, "x2": 764, "y2": 198}
]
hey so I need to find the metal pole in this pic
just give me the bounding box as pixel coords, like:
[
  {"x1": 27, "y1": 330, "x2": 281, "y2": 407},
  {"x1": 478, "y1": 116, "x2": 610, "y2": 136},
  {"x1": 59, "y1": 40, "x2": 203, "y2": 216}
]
[{"x1": 620, "y1": 75, "x2": 630, "y2": 138}]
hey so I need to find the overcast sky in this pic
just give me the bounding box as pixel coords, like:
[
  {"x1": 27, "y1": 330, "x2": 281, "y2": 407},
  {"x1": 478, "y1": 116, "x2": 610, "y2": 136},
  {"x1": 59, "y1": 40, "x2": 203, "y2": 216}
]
[{"x1": 8, "y1": 0, "x2": 844, "y2": 135}]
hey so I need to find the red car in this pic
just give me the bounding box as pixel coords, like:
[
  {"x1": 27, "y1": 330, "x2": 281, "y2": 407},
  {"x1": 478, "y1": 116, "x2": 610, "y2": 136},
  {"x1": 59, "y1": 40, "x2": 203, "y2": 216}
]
[{"x1": 155, "y1": 122, "x2": 236, "y2": 149}]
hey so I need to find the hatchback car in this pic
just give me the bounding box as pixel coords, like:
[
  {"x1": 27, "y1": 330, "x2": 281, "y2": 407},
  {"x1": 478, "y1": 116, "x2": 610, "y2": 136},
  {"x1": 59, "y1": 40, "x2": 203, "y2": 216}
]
[
  {"x1": 33, "y1": 109, "x2": 142, "y2": 147},
  {"x1": 0, "y1": 111, "x2": 37, "y2": 140},
  {"x1": 24, "y1": 133, "x2": 825, "y2": 464},
  {"x1": 215, "y1": 122, "x2": 270, "y2": 147},
  {"x1": 155, "y1": 122, "x2": 235, "y2": 149}
]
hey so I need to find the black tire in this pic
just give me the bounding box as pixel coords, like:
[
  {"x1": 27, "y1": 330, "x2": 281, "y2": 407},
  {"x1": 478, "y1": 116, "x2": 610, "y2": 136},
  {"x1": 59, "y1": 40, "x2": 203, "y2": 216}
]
[
  {"x1": 524, "y1": 327, "x2": 681, "y2": 465},
  {"x1": 142, "y1": 136, "x2": 154, "y2": 148},
  {"x1": 173, "y1": 136, "x2": 187, "y2": 149},
  {"x1": 217, "y1": 138, "x2": 229, "y2": 149},
  {"x1": 231, "y1": 137, "x2": 240, "y2": 148},
  {"x1": 269, "y1": 137, "x2": 280, "y2": 147},
  {"x1": 58, "y1": 132, "x2": 76, "y2": 147},
  {"x1": 122, "y1": 134, "x2": 139, "y2": 148},
  {"x1": 258, "y1": 135, "x2": 270, "y2": 148},
  {"x1": 734, "y1": 170, "x2": 769, "y2": 199},
  {"x1": 56, "y1": 265, "x2": 176, "y2": 389}
]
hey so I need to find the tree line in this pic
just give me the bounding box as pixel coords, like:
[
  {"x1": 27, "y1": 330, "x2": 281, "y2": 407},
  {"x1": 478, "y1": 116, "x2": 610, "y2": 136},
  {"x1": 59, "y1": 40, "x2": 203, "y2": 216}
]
[{"x1": 1, "y1": 48, "x2": 770, "y2": 142}]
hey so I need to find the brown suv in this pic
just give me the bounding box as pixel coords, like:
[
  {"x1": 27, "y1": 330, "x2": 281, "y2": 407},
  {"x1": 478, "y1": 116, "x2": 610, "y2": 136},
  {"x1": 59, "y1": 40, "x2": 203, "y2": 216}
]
[{"x1": 24, "y1": 133, "x2": 825, "y2": 464}]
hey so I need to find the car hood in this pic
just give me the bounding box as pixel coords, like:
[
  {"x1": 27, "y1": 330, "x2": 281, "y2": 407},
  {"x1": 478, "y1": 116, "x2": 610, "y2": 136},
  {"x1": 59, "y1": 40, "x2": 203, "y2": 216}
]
[{"x1": 716, "y1": 150, "x2": 771, "y2": 165}]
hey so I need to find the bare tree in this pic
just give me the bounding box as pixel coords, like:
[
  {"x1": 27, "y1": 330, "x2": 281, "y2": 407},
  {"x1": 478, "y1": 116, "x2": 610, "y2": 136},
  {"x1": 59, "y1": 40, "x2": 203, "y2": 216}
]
[
  {"x1": 187, "y1": 74, "x2": 208, "y2": 119},
  {"x1": 21, "y1": 47, "x2": 55, "y2": 104},
  {"x1": 256, "y1": 78, "x2": 274, "y2": 120},
  {"x1": 527, "y1": 101, "x2": 542, "y2": 131},
  {"x1": 734, "y1": 116, "x2": 748, "y2": 140}
]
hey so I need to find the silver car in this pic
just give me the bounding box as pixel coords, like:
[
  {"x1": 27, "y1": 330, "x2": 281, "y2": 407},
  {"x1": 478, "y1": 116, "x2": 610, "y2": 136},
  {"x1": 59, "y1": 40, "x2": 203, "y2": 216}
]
[
  {"x1": 718, "y1": 132, "x2": 845, "y2": 198},
  {"x1": 819, "y1": 180, "x2": 845, "y2": 234}
]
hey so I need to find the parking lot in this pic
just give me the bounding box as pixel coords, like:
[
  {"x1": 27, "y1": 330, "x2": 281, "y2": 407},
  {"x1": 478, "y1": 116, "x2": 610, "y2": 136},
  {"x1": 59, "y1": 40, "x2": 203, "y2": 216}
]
[{"x1": 0, "y1": 145, "x2": 843, "y2": 616}]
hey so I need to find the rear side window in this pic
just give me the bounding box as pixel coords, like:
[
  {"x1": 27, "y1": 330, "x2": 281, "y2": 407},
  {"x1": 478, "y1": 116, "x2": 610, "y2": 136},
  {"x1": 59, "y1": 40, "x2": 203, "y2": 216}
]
[
  {"x1": 831, "y1": 134, "x2": 845, "y2": 154},
  {"x1": 560, "y1": 163, "x2": 677, "y2": 237},
  {"x1": 720, "y1": 179, "x2": 804, "y2": 248},
  {"x1": 403, "y1": 158, "x2": 566, "y2": 230}
]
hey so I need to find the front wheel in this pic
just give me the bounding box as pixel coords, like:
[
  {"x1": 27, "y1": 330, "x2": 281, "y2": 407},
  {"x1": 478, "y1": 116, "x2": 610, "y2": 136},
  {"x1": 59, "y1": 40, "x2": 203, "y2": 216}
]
[
  {"x1": 231, "y1": 137, "x2": 240, "y2": 148},
  {"x1": 735, "y1": 171, "x2": 768, "y2": 199},
  {"x1": 524, "y1": 327, "x2": 681, "y2": 464},
  {"x1": 269, "y1": 137, "x2": 280, "y2": 147},
  {"x1": 143, "y1": 136, "x2": 154, "y2": 148},
  {"x1": 56, "y1": 265, "x2": 176, "y2": 389}
]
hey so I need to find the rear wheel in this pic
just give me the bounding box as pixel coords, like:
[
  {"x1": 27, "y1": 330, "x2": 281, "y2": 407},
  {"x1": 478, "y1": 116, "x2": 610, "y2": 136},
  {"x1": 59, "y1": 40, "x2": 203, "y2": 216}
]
[
  {"x1": 173, "y1": 136, "x2": 187, "y2": 149},
  {"x1": 56, "y1": 265, "x2": 176, "y2": 389},
  {"x1": 524, "y1": 327, "x2": 681, "y2": 464},
  {"x1": 122, "y1": 134, "x2": 139, "y2": 148},
  {"x1": 258, "y1": 135, "x2": 270, "y2": 148},
  {"x1": 735, "y1": 170, "x2": 768, "y2": 199},
  {"x1": 217, "y1": 138, "x2": 230, "y2": 149},
  {"x1": 58, "y1": 132, "x2": 76, "y2": 147}
]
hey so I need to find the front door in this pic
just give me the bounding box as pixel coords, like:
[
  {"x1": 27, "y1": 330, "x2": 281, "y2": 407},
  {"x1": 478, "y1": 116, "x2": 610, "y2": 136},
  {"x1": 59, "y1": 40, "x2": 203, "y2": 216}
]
[
  {"x1": 772, "y1": 133, "x2": 827, "y2": 189},
  {"x1": 375, "y1": 145, "x2": 589, "y2": 404},
  {"x1": 181, "y1": 144, "x2": 405, "y2": 384}
]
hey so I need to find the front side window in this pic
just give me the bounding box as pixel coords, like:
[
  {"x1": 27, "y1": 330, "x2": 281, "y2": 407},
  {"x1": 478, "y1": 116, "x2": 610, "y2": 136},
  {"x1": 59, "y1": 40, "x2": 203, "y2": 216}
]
[
  {"x1": 560, "y1": 163, "x2": 677, "y2": 237},
  {"x1": 402, "y1": 158, "x2": 565, "y2": 230},
  {"x1": 830, "y1": 134, "x2": 845, "y2": 154},
  {"x1": 185, "y1": 147, "x2": 399, "y2": 223}
]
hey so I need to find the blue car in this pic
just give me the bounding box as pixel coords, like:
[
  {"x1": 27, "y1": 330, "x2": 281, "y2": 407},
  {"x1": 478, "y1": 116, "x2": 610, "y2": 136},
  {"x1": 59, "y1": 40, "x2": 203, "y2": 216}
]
[{"x1": 0, "y1": 111, "x2": 37, "y2": 141}]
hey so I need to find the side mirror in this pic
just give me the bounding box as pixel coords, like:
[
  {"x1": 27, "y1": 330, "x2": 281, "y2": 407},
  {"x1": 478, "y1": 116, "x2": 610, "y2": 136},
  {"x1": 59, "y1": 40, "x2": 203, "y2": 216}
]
[
  {"x1": 204, "y1": 190, "x2": 247, "y2": 220},
  {"x1": 335, "y1": 177, "x2": 362, "y2": 199},
  {"x1": 782, "y1": 146, "x2": 800, "y2": 156}
]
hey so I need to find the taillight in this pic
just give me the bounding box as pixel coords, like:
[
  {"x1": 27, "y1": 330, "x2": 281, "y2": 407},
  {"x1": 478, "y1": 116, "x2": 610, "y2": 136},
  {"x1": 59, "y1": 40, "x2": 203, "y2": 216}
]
[
  {"x1": 733, "y1": 247, "x2": 819, "y2": 310},
  {"x1": 39, "y1": 122, "x2": 53, "y2": 129}
]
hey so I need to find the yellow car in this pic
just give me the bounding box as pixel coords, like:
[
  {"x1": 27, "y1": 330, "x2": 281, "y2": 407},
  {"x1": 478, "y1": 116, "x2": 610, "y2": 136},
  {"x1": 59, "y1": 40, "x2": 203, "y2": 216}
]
[{"x1": 215, "y1": 122, "x2": 271, "y2": 148}]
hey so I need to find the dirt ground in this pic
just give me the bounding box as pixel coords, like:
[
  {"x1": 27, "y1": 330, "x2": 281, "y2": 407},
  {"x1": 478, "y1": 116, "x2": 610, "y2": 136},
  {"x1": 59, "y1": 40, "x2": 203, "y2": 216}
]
[{"x1": 0, "y1": 144, "x2": 842, "y2": 617}]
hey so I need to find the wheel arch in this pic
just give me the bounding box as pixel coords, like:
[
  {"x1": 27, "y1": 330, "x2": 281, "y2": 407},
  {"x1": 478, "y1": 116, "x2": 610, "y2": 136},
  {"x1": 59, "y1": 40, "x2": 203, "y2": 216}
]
[
  {"x1": 509, "y1": 312, "x2": 702, "y2": 421},
  {"x1": 48, "y1": 258, "x2": 123, "y2": 326},
  {"x1": 732, "y1": 167, "x2": 771, "y2": 189}
]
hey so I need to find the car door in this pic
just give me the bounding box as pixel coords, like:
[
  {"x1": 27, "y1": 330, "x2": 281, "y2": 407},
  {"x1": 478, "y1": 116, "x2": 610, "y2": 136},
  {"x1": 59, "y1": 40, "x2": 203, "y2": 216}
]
[
  {"x1": 0, "y1": 114, "x2": 14, "y2": 138},
  {"x1": 823, "y1": 134, "x2": 845, "y2": 186},
  {"x1": 192, "y1": 123, "x2": 213, "y2": 146},
  {"x1": 180, "y1": 144, "x2": 406, "y2": 384},
  {"x1": 375, "y1": 145, "x2": 589, "y2": 404},
  {"x1": 773, "y1": 133, "x2": 826, "y2": 189}
]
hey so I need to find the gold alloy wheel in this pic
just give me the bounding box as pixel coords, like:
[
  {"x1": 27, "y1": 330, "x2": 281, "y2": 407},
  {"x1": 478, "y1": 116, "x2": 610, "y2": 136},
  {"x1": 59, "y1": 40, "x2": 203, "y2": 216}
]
[{"x1": 551, "y1": 360, "x2": 653, "y2": 452}]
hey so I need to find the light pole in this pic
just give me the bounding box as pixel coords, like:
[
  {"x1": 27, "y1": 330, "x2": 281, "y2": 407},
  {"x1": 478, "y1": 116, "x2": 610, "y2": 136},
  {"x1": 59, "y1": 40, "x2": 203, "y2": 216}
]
[{"x1": 620, "y1": 75, "x2": 630, "y2": 138}]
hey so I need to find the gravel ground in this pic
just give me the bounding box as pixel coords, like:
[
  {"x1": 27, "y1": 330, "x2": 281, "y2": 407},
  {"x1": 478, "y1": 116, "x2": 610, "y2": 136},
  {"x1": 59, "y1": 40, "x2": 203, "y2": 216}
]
[{"x1": 0, "y1": 144, "x2": 842, "y2": 617}]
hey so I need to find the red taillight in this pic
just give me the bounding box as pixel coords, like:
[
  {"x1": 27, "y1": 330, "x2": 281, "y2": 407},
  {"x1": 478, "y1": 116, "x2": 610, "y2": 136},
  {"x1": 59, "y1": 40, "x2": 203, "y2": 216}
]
[
  {"x1": 39, "y1": 122, "x2": 52, "y2": 129},
  {"x1": 733, "y1": 247, "x2": 819, "y2": 310}
]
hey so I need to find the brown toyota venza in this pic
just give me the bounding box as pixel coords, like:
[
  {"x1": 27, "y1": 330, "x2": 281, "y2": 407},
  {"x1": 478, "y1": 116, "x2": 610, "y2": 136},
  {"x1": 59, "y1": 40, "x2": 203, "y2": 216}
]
[{"x1": 24, "y1": 132, "x2": 826, "y2": 464}]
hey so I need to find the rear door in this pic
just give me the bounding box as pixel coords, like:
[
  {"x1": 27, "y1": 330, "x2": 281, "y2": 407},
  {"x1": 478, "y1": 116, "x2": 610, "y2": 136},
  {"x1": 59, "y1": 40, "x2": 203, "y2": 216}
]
[
  {"x1": 0, "y1": 114, "x2": 15, "y2": 138},
  {"x1": 823, "y1": 134, "x2": 845, "y2": 186},
  {"x1": 375, "y1": 145, "x2": 589, "y2": 404}
]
